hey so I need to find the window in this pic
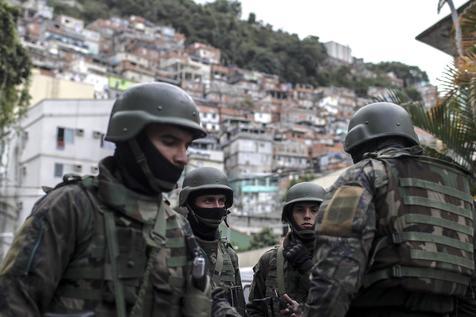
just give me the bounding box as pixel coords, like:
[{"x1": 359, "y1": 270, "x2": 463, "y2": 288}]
[
  {"x1": 57, "y1": 127, "x2": 65, "y2": 149},
  {"x1": 54, "y1": 163, "x2": 63, "y2": 178},
  {"x1": 57, "y1": 127, "x2": 74, "y2": 150}
]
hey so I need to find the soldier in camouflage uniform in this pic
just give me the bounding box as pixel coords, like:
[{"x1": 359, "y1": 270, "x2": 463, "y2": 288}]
[
  {"x1": 247, "y1": 182, "x2": 326, "y2": 317},
  {"x1": 0, "y1": 82, "x2": 212, "y2": 317},
  {"x1": 178, "y1": 167, "x2": 246, "y2": 316},
  {"x1": 304, "y1": 102, "x2": 476, "y2": 317}
]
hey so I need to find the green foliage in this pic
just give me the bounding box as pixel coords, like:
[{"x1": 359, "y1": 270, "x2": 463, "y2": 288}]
[
  {"x1": 367, "y1": 61, "x2": 429, "y2": 87},
  {"x1": 248, "y1": 227, "x2": 278, "y2": 250},
  {"x1": 48, "y1": 0, "x2": 428, "y2": 92},
  {"x1": 0, "y1": 1, "x2": 31, "y2": 140},
  {"x1": 379, "y1": 2, "x2": 476, "y2": 195},
  {"x1": 380, "y1": 77, "x2": 476, "y2": 194}
]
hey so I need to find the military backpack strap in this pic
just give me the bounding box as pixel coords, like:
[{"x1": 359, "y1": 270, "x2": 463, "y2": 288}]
[
  {"x1": 76, "y1": 178, "x2": 127, "y2": 317},
  {"x1": 276, "y1": 245, "x2": 286, "y2": 295},
  {"x1": 103, "y1": 210, "x2": 127, "y2": 317},
  {"x1": 130, "y1": 198, "x2": 167, "y2": 317},
  {"x1": 213, "y1": 243, "x2": 225, "y2": 286}
]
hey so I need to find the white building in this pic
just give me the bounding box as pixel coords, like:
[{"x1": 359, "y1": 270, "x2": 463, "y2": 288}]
[
  {"x1": 187, "y1": 137, "x2": 224, "y2": 172},
  {"x1": 197, "y1": 105, "x2": 220, "y2": 133},
  {"x1": 0, "y1": 99, "x2": 115, "y2": 257},
  {"x1": 324, "y1": 41, "x2": 353, "y2": 64},
  {"x1": 220, "y1": 126, "x2": 274, "y2": 179},
  {"x1": 415, "y1": 83, "x2": 438, "y2": 108},
  {"x1": 220, "y1": 125, "x2": 278, "y2": 215},
  {"x1": 253, "y1": 112, "x2": 272, "y2": 124},
  {"x1": 273, "y1": 140, "x2": 309, "y2": 171}
]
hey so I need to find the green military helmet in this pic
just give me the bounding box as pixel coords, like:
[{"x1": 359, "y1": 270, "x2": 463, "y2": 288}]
[
  {"x1": 344, "y1": 102, "x2": 419, "y2": 154},
  {"x1": 179, "y1": 167, "x2": 233, "y2": 208},
  {"x1": 105, "y1": 82, "x2": 206, "y2": 142},
  {"x1": 282, "y1": 182, "x2": 326, "y2": 223}
]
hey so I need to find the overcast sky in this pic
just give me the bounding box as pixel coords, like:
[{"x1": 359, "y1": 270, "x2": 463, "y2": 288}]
[{"x1": 201, "y1": 0, "x2": 468, "y2": 90}]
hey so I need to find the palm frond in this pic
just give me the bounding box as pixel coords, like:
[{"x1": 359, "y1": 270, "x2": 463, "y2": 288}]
[{"x1": 406, "y1": 89, "x2": 476, "y2": 172}]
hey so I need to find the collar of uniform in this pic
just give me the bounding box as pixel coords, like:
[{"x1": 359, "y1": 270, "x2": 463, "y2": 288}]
[
  {"x1": 196, "y1": 236, "x2": 219, "y2": 245},
  {"x1": 369, "y1": 145, "x2": 423, "y2": 159},
  {"x1": 97, "y1": 157, "x2": 163, "y2": 224},
  {"x1": 196, "y1": 236, "x2": 219, "y2": 261}
]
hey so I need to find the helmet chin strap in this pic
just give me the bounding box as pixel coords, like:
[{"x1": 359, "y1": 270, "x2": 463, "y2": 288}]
[{"x1": 128, "y1": 139, "x2": 176, "y2": 193}]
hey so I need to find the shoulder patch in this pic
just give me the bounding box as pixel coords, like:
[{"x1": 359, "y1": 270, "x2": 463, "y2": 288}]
[{"x1": 320, "y1": 185, "x2": 364, "y2": 236}]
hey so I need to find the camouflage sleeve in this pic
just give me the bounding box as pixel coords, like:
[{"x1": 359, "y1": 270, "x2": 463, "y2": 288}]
[
  {"x1": 246, "y1": 250, "x2": 273, "y2": 317},
  {"x1": 304, "y1": 161, "x2": 383, "y2": 317},
  {"x1": 212, "y1": 287, "x2": 243, "y2": 317},
  {"x1": 0, "y1": 185, "x2": 93, "y2": 316}
]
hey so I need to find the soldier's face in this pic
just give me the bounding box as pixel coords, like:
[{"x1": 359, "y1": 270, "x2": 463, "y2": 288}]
[
  {"x1": 194, "y1": 194, "x2": 226, "y2": 208},
  {"x1": 291, "y1": 202, "x2": 319, "y2": 230},
  {"x1": 146, "y1": 124, "x2": 194, "y2": 168}
]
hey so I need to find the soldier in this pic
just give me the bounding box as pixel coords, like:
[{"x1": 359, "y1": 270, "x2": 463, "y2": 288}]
[
  {"x1": 178, "y1": 167, "x2": 246, "y2": 316},
  {"x1": 304, "y1": 102, "x2": 476, "y2": 317},
  {"x1": 247, "y1": 182, "x2": 326, "y2": 317},
  {"x1": 0, "y1": 82, "x2": 212, "y2": 316}
]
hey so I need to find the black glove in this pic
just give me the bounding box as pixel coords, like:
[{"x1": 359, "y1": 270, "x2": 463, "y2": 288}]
[{"x1": 282, "y1": 240, "x2": 313, "y2": 273}]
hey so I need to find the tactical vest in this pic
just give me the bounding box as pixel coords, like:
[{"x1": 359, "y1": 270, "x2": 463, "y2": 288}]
[
  {"x1": 44, "y1": 175, "x2": 203, "y2": 317},
  {"x1": 364, "y1": 152, "x2": 475, "y2": 297},
  {"x1": 198, "y1": 228, "x2": 246, "y2": 316},
  {"x1": 260, "y1": 245, "x2": 311, "y2": 317}
]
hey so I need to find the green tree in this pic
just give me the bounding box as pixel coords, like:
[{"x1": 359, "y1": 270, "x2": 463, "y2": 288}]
[
  {"x1": 48, "y1": 0, "x2": 429, "y2": 90},
  {"x1": 384, "y1": 1, "x2": 476, "y2": 194},
  {"x1": 0, "y1": 1, "x2": 31, "y2": 149},
  {"x1": 248, "y1": 227, "x2": 278, "y2": 250},
  {"x1": 367, "y1": 61, "x2": 429, "y2": 87}
]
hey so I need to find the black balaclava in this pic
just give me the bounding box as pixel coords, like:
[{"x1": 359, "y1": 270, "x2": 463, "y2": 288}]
[
  {"x1": 114, "y1": 130, "x2": 184, "y2": 195},
  {"x1": 187, "y1": 189, "x2": 229, "y2": 241}
]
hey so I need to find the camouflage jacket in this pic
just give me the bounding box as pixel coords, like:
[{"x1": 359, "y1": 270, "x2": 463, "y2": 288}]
[
  {"x1": 304, "y1": 146, "x2": 476, "y2": 317},
  {"x1": 247, "y1": 233, "x2": 313, "y2": 317},
  {"x1": 0, "y1": 157, "x2": 211, "y2": 317}
]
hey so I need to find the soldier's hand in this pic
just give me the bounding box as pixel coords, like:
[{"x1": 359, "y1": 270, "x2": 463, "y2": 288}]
[
  {"x1": 283, "y1": 240, "x2": 313, "y2": 273},
  {"x1": 279, "y1": 294, "x2": 302, "y2": 317},
  {"x1": 212, "y1": 288, "x2": 228, "y2": 301}
]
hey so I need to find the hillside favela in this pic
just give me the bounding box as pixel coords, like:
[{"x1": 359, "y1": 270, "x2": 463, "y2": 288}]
[
  {"x1": 0, "y1": 0, "x2": 447, "y2": 255},
  {"x1": 1, "y1": 1, "x2": 475, "y2": 315}
]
